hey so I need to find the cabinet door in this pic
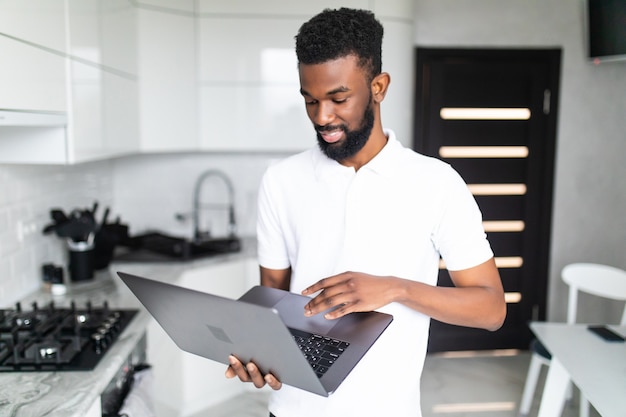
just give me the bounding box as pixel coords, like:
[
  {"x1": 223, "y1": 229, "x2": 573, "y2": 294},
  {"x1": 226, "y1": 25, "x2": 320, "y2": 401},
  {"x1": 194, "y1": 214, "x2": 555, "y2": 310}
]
[
  {"x1": 99, "y1": 1, "x2": 140, "y2": 158},
  {"x1": 137, "y1": 2, "x2": 198, "y2": 152},
  {"x1": 67, "y1": 0, "x2": 140, "y2": 163},
  {"x1": 0, "y1": 0, "x2": 140, "y2": 164},
  {"x1": 198, "y1": 15, "x2": 312, "y2": 152},
  {"x1": 196, "y1": 0, "x2": 415, "y2": 151},
  {"x1": 0, "y1": 0, "x2": 67, "y2": 111}
]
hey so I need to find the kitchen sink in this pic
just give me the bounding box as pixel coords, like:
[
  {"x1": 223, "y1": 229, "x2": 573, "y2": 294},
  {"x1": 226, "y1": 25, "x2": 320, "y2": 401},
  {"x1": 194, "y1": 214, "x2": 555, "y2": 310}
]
[{"x1": 113, "y1": 231, "x2": 241, "y2": 262}]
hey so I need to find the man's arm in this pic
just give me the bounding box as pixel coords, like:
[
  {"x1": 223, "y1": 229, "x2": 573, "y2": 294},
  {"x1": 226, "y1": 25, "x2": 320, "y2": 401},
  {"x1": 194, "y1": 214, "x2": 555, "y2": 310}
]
[
  {"x1": 405, "y1": 257, "x2": 505, "y2": 330},
  {"x1": 260, "y1": 266, "x2": 291, "y2": 290},
  {"x1": 302, "y1": 257, "x2": 506, "y2": 331}
]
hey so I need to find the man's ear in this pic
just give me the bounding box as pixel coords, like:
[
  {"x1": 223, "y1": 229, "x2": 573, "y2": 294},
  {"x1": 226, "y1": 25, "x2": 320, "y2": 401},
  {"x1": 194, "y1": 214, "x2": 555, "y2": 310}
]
[{"x1": 371, "y1": 72, "x2": 390, "y2": 103}]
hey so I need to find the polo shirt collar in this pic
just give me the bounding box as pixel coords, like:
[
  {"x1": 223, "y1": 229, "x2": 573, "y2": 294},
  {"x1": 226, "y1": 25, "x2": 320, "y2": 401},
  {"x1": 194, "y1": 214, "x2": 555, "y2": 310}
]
[{"x1": 362, "y1": 129, "x2": 402, "y2": 178}]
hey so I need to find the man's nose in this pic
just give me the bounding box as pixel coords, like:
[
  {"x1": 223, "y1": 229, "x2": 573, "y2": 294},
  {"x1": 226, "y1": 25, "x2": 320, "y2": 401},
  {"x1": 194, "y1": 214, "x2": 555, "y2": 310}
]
[{"x1": 311, "y1": 102, "x2": 335, "y2": 126}]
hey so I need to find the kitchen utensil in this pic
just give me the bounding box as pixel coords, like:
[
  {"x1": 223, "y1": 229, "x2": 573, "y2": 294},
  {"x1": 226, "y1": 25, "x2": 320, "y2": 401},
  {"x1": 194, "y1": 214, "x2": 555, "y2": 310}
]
[
  {"x1": 50, "y1": 208, "x2": 68, "y2": 223},
  {"x1": 99, "y1": 207, "x2": 110, "y2": 231}
]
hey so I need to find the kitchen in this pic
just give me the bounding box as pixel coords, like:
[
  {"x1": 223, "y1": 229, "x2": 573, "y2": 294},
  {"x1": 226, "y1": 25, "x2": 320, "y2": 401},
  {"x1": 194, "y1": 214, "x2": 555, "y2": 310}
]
[{"x1": 1, "y1": 0, "x2": 625, "y2": 416}]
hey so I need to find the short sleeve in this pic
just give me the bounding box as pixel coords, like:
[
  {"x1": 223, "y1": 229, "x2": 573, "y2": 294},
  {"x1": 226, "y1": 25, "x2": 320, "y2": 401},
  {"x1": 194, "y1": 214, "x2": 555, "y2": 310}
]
[
  {"x1": 256, "y1": 167, "x2": 291, "y2": 270},
  {"x1": 432, "y1": 167, "x2": 494, "y2": 271}
]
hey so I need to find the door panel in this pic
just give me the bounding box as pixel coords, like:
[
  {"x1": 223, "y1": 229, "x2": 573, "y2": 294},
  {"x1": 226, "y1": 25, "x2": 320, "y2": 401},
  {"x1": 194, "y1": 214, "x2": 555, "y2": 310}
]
[
  {"x1": 452, "y1": 159, "x2": 528, "y2": 183},
  {"x1": 414, "y1": 48, "x2": 561, "y2": 352},
  {"x1": 487, "y1": 233, "x2": 524, "y2": 256},
  {"x1": 476, "y1": 196, "x2": 525, "y2": 220}
]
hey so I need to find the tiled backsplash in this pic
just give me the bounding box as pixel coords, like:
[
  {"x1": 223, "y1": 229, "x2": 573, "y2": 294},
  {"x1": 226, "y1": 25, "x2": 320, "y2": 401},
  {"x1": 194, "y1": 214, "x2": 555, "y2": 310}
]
[
  {"x1": 110, "y1": 152, "x2": 286, "y2": 241},
  {"x1": 0, "y1": 161, "x2": 115, "y2": 304},
  {"x1": 0, "y1": 152, "x2": 290, "y2": 305}
]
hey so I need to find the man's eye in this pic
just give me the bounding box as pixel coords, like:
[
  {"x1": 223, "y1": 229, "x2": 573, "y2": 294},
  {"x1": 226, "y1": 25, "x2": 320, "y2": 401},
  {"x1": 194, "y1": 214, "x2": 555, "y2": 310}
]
[
  {"x1": 333, "y1": 98, "x2": 347, "y2": 104},
  {"x1": 305, "y1": 99, "x2": 317, "y2": 105}
]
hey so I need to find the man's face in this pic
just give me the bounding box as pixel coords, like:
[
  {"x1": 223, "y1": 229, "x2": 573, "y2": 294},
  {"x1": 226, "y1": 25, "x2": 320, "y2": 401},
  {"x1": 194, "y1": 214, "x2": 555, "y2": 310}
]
[{"x1": 298, "y1": 56, "x2": 375, "y2": 162}]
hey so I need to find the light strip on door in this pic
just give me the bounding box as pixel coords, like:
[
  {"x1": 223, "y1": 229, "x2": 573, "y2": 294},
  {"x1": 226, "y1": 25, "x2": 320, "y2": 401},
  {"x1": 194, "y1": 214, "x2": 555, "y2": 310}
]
[
  {"x1": 483, "y1": 220, "x2": 525, "y2": 232},
  {"x1": 439, "y1": 257, "x2": 523, "y2": 269},
  {"x1": 468, "y1": 184, "x2": 527, "y2": 195},
  {"x1": 436, "y1": 349, "x2": 520, "y2": 358},
  {"x1": 439, "y1": 146, "x2": 529, "y2": 158},
  {"x1": 440, "y1": 107, "x2": 531, "y2": 120},
  {"x1": 432, "y1": 402, "x2": 516, "y2": 413},
  {"x1": 495, "y1": 257, "x2": 524, "y2": 268},
  {"x1": 505, "y1": 292, "x2": 522, "y2": 303}
]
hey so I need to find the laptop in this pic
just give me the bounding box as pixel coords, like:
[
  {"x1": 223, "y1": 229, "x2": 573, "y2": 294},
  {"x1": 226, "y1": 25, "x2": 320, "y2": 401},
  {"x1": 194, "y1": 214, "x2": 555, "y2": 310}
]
[{"x1": 117, "y1": 271, "x2": 393, "y2": 396}]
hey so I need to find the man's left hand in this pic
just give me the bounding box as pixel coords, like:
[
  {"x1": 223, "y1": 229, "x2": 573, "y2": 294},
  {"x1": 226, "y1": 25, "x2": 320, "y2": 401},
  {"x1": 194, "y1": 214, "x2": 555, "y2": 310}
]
[{"x1": 301, "y1": 272, "x2": 395, "y2": 319}]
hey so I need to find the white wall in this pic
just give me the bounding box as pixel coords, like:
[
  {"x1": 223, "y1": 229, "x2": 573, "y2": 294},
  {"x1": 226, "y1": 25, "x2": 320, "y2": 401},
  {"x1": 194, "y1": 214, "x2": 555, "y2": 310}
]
[{"x1": 413, "y1": 0, "x2": 626, "y2": 322}]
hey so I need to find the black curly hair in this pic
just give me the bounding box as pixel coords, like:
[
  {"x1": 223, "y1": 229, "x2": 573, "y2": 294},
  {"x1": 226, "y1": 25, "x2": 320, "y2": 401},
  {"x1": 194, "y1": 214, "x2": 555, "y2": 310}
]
[{"x1": 295, "y1": 8, "x2": 384, "y2": 82}]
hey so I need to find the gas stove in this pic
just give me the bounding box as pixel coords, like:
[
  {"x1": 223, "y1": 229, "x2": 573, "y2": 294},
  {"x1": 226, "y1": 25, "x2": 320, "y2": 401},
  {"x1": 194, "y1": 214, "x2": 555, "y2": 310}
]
[{"x1": 0, "y1": 300, "x2": 137, "y2": 372}]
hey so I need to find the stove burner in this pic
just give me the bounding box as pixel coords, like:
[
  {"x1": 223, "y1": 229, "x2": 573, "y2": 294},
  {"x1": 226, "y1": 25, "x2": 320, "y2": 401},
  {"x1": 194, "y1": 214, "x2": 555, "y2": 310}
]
[
  {"x1": 0, "y1": 301, "x2": 137, "y2": 372},
  {"x1": 39, "y1": 345, "x2": 59, "y2": 359}
]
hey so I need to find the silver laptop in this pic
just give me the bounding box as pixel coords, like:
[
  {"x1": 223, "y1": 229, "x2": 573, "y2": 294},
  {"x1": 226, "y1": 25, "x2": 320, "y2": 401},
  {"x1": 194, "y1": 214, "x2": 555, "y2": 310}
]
[{"x1": 117, "y1": 271, "x2": 393, "y2": 396}]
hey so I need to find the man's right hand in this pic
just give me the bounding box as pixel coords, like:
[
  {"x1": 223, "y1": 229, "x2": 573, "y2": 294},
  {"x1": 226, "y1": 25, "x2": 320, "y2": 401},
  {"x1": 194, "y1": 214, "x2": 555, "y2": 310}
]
[{"x1": 225, "y1": 355, "x2": 283, "y2": 390}]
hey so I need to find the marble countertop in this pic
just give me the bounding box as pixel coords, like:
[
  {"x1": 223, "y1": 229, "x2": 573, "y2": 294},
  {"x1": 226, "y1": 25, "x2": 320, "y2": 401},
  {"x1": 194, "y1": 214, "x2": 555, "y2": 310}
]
[{"x1": 0, "y1": 238, "x2": 256, "y2": 417}]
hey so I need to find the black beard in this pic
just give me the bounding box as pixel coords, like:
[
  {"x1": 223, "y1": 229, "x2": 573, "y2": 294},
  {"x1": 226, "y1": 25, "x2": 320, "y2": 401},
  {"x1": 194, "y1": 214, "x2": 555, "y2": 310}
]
[{"x1": 316, "y1": 102, "x2": 375, "y2": 162}]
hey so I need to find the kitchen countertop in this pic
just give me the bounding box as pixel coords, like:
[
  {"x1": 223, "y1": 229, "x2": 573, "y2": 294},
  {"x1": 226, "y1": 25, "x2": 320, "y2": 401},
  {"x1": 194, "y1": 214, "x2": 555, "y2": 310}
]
[{"x1": 0, "y1": 238, "x2": 256, "y2": 417}]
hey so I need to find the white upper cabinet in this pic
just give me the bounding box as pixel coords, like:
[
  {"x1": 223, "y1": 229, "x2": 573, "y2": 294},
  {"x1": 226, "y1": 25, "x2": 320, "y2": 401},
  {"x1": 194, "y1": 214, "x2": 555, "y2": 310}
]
[
  {"x1": 198, "y1": 15, "x2": 311, "y2": 151},
  {"x1": 0, "y1": 0, "x2": 67, "y2": 112},
  {"x1": 137, "y1": 1, "x2": 198, "y2": 152},
  {"x1": 196, "y1": 0, "x2": 369, "y2": 15},
  {"x1": 68, "y1": 0, "x2": 140, "y2": 162},
  {"x1": 196, "y1": 0, "x2": 415, "y2": 151},
  {"x1": 0, "y1": 0, "x2": 139, "y2": 164},
  {"x1": 0, "y1": 0, "x2": 414, "y2": 160}
]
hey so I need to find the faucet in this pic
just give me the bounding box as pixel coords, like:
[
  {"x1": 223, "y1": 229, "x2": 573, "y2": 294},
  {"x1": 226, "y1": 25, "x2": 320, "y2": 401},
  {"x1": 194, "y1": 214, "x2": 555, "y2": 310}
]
[{"x1": 191, "y1": 169, "x2": 237, "y2": 240}]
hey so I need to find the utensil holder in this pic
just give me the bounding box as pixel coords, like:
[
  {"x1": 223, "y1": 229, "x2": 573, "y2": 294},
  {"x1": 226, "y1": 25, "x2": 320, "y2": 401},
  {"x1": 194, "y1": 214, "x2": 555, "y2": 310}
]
[{"x1": 68, "y1": 240, "x2": 95, "y2": 282}]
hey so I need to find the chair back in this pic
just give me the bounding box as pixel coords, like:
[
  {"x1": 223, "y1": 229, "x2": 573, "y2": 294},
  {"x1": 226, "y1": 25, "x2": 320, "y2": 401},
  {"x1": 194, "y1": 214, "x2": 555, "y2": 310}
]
[{"x1": 562, "y1": 263, "x2": 626, "y2": 325}]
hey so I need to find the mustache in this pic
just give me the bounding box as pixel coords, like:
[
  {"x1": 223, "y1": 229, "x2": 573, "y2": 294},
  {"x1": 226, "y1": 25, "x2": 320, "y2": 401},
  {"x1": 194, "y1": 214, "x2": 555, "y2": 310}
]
[{"x1": 315, "y1": 124, "x2": 346, "y2": 133}]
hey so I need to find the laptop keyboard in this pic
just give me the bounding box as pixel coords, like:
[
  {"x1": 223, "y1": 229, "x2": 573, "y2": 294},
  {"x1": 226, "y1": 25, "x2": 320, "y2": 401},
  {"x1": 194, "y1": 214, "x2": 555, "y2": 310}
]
[{"x1": 290, "y1": 328, "x2": 350, "y2": 378}]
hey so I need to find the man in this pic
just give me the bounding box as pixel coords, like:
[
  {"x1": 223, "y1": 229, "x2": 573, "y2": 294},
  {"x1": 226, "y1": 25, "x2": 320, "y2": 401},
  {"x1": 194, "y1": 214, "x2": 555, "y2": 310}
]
[{"x1": 226, "y1": 8, "x2": 506, "y2": 417}]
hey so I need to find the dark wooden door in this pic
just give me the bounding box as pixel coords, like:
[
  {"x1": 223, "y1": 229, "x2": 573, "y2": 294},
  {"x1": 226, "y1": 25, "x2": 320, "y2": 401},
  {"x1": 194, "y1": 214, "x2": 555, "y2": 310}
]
[{"x1": 413, "y1": 48, "x2": 561, "y2": 352}]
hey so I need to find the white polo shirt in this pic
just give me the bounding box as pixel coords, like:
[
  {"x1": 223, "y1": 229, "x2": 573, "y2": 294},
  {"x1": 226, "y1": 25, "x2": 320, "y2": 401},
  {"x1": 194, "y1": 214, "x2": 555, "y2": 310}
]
[{"x1": 257, "y1": 129, "x2": 493, "y2": 417}]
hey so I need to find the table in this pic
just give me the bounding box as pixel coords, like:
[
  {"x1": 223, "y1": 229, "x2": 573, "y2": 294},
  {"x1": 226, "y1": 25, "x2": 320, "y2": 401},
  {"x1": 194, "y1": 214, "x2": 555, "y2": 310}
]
[{"x1": 530, "y1": 322, "x2": 626, "y2": 417}]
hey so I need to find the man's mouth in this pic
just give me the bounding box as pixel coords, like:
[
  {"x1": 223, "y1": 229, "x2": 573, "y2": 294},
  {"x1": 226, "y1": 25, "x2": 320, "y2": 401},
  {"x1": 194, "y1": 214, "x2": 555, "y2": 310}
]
[{"x1": 317, "y1": 127, "x2": 344, "y2": 144}]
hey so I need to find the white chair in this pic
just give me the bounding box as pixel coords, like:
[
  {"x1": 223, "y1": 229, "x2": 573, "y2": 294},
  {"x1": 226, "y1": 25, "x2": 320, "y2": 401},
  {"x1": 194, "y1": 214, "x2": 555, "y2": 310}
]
[{"x1": 519, "y1": 262, "x2": 626, "y2": 416}]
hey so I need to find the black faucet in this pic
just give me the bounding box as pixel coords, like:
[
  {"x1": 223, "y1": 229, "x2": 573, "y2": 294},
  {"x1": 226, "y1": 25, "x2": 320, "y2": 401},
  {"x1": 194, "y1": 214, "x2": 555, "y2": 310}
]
[{"x1": 191, "y1": 169, "x2": 237, "y2": 241}]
